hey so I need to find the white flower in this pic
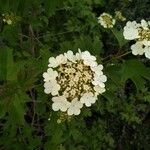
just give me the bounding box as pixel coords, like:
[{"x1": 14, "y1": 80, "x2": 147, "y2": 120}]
[
  {"x1": 141, "y1": 19, "x2": 149, "y2": 30},
  {"x1": 115, "y1": 11, "x2": 126, "y2": 21},
  {"x1": 83, "y1": 59, "x2": 98, "y2": 67},
  {"x1": 80, "y1": 92, "x2": 97, "y2": 107},
  {"x1": 92, "y1": 74, "x2": 107, "y2": 88},
  {"x1": 3, "y1": 18, "x2": 12, "y2": 25},
  {"x1": 7, "y1": 19, "x2": 12, "y2": 25},
  {"x1": 81, "y1": 51, "x2": 96, "y2": 61},
  {"x1": 52, "y1": 96, "x2": 70, "y2": 112},
  {"x1": 91, "y1": 65, "x2": 103, "y2": 75},
  {"x1": 67, "y1": 98, "x2": 83, "y2": 115},
  {"x1": 123, "y1": 21, "x2": 140, "y2": 40},
  {"x1": 44, "y1": 80, "x2": 60, "y2": 95},
  {"x1": 48, "y1": 54, "x2": 67, "y2": 68},
  {"x1": 64, "y1": 50, "x2": 76, "y2": 62},
  {"x1": 98, "y1": 12, "x2": 115, "y2": 28},
  {"x1": 81, "y1": 51, "x2": 97, "y2": 67},
  {"x1": 144, "y1": 46, "x2": 150, "y2": 59},
  {"x1": 131, "y1": 42, "x2": 145, "y2": 55},
  {"x1": 48, "y1": 57, "x2": 59, "y2": 68},
  {"x1": 94, "y1": 85, "x2": 106, "y2": 94},
  {"x1": 56, "y1": 54, "x2": 67, "y2": 64},
  {"x1": 142, "y1": 40, "x2": 150, "y2": 46},
  {"x1": 43, "y1": 68, "x2": 58, "y2": 82}
]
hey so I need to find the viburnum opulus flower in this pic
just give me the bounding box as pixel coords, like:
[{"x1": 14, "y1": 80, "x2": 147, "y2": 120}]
[
  {"x1": 115, "y1": 11, "x2": 126, "y2": 22},
  {"x1": 98, "y1": 12, "x2": 116, "y2": 28},
  {"x1": 123, "y1": 19, "x2": 150, "y2": 59},
  {"x1": 2, "y1": 12, "x2": 20, "y2": 25},
  {"x1": 43, "y1": 49, "x2": 107, "y2": 116}
]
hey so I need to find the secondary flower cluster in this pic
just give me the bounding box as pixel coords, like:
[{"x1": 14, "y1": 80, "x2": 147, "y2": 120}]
[
  {"x1": 123, "y1": 20, "x2": 150, "y2": 59},
  {"x1": 2, "y1": 12, "x2": 20, "y2": 25},
  {"x1": 43, "y1": 50, "x2": 107, "y2": 116},
  {"x1": 114, "y1": 11, "x2": 126, "y2": 22},
  {"x1": 98, "y1": 12, "x2": 116, "y2": 28}
]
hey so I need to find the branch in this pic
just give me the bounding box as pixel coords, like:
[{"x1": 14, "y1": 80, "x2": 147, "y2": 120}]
[{"x1": 103, "y1": 51, "x2": 132, "y2": 64}]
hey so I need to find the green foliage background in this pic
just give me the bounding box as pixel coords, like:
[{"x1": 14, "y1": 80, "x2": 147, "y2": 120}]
[{"x1": 0, "y1": 0, "x2": 150, "y2": 149}]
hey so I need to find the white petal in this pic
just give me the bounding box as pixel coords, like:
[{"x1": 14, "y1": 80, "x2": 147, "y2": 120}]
[
  {"x1": 67, "y1": 98, "x2": 83, "y2": 115},
  {"x1": 64, "y1": 50, "x2": 76, "y2": 62},
  {"x1": 142, "y1": 40, "x2": 150, "y2": 46},
  {"x1": 100, "y1": 75, "x2": 107, "y2": 82},
  {"x1": 60, "y1": 104, "x2": 68, "y2": 112},
  {"x1": 83, "y1": 59, "x2": 97, "y2": 67},
  {"x1": 123, "y1": 21, "x2": 140, "y2": 40},
  {"x1": 94, "y1": 85, "x2": 106, "y2": 94},
  {"x1": 44, "y1": 80, "x2": 60, "y2": 95},
  {"x1": 80, "y1": 92, "x2": 97, "y2": 107},
  {"x1": 144, "y1": 47, "x2": 150, "y2": 59},
  {"x1": 56, "y1": 54, "x2": 67, "y2": 64},
  {"x1": 44, "y1": 82, "x2": 51, "y2": 88},
  {"x1": 131, "y1": 42, "x2": 144, "y2": 55},
  {"x1": 92, "y1": 74, "x2": 107, "y2": 87},
  {"x1": 67, "y1": 108, "x2": 74, "y2": 115},
  {"x1": 51, "y1": 84, "x2": 60, "y2": 96},
  {"x1": 43, "y1": 73, "x2": 50, "y2": 82},
  {"x1": 74, "y1": 109, "x2": 81, "y2": 115},
  {"x1": 91, "y1": 64, "x2": 103, "y2": 72},
  {"x1": 52, "y1": 96, "x2": 70, "y2": 112},
  {"x1": 48, "y1": 57, "x2": 59, "y2": 68},
  {"x1": 92, "y1": 80, "x2": 105, "y2": 87},
  {"x1": 141, "y1": 19, "x2": 148, "y2": 30},
  {"x1": 44, "y1": 88, "x2": 51, "y2": 94},
  {"x1": 52, "y1": 103, "x2": 60, "y2": 111},
  {"x1": 85, "y1": 101, "x2": 92, "y2": 107},
  {"x1": 81, "y1": 51, "x2": 96, "y2": 61},
  {"x1": 98, "y1": 82, "x2": 105, "y2": 88},
  {"x1": 43, "y1": 68, "x2": 58, "y2": 82}
]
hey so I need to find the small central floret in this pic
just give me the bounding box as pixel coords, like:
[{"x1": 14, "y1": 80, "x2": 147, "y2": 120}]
[
  {"x1": 139, "y1": 29, "x2": 150, "y2": 41},
  {"x1": 57, "y1": 60, "x2": 94, "y2": 101}
]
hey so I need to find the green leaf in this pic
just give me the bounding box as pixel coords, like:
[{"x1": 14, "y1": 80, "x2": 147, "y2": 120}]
[
  {"x1": 93, "y1": 0, "x2": 106, "y2": 6},
  {"x1": 0, "y1": 47, "x2": 7, "y2": 80},
  {"x1": 121, "y1": 59, "x2": 150, "y2": 90},
  {"x1": 44, "y1": 0, "x2": 61, "y2": 17},
  {"x1": 0, "y1": 47, "x2": 26, "y2": 81},
  {"x1": 1, "y1": 25, "x2": 20, "y2": 47},
  {"x1": 0, "y1": 47, "x2": 18, "y2": 81},
  {"x1": 74, "y1": 35, "x2": 103, "y2": 55},
  {"x1": 44, "y1": 126, "x2": 63, "y2": 150},
  {"x1": 40, "y1": 46, "x2": 52, "y2": 70},
  {"x1": 0, "y1": 101, "x2": 6, "y2": 118},
  {"x1": 9, "y1": 93, "x2": 25, "y2": 124},
  {"x1": 6, "y1": 48, "x2": 17, "y2": 81},
  {"x1": 120, "y1": 103, "x2": 141, "y2": 123},
  {"x1": 111, "y1": 28, "x2": 128, "y2": 48},
  {"x1": 28, "y1": 137, "x2": 41, "y2": 150}
]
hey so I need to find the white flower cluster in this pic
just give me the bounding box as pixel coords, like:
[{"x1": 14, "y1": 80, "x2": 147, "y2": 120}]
[
  {"x1": 123, "y1": 20, "x2": 150, "y2": 59},
  {"x1": 115, "y1": 11, "x2": 126, "y2": 22},
  {"x1": 98, "y1": 12, "x2": 116, "y2": 28},
  {"x1": 43, "y1": 49, "x2": 107, "y2": 116},
  {"x1": 2, "y1": 13, "x2": 12, "y2": 25}
]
